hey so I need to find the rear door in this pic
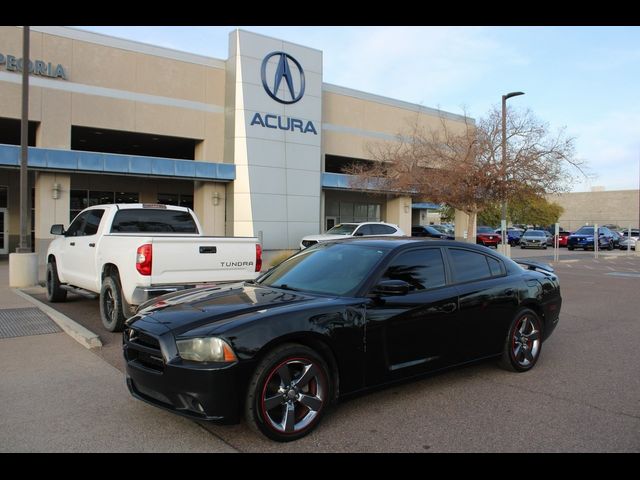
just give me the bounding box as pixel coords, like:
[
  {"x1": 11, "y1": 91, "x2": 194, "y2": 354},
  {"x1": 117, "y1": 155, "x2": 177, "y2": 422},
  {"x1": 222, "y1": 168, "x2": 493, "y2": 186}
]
[{"x1": 446, "y1": 247, "x2": 517, "y2": 361}]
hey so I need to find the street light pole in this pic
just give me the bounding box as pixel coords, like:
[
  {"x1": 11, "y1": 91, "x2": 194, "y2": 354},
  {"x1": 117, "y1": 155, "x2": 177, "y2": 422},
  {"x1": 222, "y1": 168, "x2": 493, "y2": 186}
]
[
  {"x1": 500, "y1": 91, "x2": 525, "y2": 251},
  {"x1": 17, "y1": 25, "x2": 30, "y2": 253}
]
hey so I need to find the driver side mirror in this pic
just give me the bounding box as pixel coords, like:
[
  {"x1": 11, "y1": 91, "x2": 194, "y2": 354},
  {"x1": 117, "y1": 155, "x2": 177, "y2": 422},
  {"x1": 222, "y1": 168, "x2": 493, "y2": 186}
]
[
  {"x1": 371, "y1": 279, "x2": 412, "y2": 296},
  {"x1": 50, "y1": 224, "x2": 65, "y2": 235}
]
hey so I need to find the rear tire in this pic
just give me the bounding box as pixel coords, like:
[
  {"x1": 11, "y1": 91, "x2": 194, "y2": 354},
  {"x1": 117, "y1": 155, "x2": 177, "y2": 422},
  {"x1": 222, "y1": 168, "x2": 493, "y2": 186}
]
[
  {"x1": 499, "y1": 308, "x2": 543, "y2": 373},
  {"x1": 46, "y1": 261, "x2": 67, "y2": 302},
  {"x1": 100, "y1": 276, "x2": 127, "y2": 332},
  {"x1": 245, "y1": 343, "x2": 332, "y2": 442}
]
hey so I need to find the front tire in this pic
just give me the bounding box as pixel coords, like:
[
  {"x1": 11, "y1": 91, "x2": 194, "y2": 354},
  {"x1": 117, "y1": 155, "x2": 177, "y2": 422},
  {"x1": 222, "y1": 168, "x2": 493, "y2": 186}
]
[
  {"x1": 100, "y1": 276, "x2": 127, "y2": 332},
  {"x1": 499, "y1": 308, "x2": 543, "y2": 372},
  {"x1": 46, "y1": 261, "x2": 67, "y2": 302},
  {"x1": 245, "y1": 343, "x2": 332, "y2": 442}
]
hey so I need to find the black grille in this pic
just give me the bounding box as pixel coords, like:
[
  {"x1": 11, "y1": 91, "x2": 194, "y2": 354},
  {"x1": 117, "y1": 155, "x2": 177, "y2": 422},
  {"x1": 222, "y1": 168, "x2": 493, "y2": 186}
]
[{"x1": 125, "y1": 328, "x2": 164, "y2": 372}]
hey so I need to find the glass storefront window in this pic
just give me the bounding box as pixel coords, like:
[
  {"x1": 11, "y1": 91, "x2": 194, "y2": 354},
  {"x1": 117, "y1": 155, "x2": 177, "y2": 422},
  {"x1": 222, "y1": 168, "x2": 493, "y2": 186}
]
[
  {"x1": 71, "y1": 189, "x2": 139, "y2": 221},
  {"x1": 88, "y1": 191, "x2": 114, "y2": 207},
  {"x1": 158, "y1": 193, "x2": 193, "y2": 210}
]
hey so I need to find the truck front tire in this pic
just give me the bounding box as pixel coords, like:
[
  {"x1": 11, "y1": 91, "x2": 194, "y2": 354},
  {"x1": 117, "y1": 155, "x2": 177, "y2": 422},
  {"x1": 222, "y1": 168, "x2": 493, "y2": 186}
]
[
  {"x1": 46, "y1": 261, "x2": 67, "y2": 303},
  {"x1": 100, "y1": 276, "x2": 127, "y2": 332}
]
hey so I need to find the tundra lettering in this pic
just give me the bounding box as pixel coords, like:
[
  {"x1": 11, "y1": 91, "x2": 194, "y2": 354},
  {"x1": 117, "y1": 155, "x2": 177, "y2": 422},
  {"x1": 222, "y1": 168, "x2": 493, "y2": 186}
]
[{"x1": 220, "y1": 261, "x2": 255, "y2": 268}]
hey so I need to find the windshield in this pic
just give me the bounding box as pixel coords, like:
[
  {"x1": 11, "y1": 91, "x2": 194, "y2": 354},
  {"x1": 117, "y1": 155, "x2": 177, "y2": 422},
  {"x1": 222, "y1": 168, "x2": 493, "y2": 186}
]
[
  {"x1": 525, "y1": 230, "x2": 545, "y2": 237},
  {"x1": 326, "y1": 224, "x2": 358, "y2": 235},
  {"x1": 574, "y1": 227, "x2": 594, "y2": 235},
  {"x1": 257, "y1": 242, "x2": 388, "y2": 296},
  {"x1": 477, "y1": 227, "x2": 494, "y2": 234},
  {"x1": 431, "y1": 225, "x2": 452, "y2": 235}
]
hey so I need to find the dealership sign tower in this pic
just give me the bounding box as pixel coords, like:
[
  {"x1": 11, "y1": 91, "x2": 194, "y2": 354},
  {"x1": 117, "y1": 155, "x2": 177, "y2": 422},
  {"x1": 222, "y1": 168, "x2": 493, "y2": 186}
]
[{"x1": 225, "y1": 30, "x2": 323, "y2": 250}]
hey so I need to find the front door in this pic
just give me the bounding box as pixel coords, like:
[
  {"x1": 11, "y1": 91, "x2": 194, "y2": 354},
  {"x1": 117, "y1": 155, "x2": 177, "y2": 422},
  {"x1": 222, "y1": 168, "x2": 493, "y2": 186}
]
[
  {"x1": 0, "y1": 208, "x2": 7, "y2": 254},
  {"x1": 364, "y1": 247, "x2": 459, "y2": 385}
]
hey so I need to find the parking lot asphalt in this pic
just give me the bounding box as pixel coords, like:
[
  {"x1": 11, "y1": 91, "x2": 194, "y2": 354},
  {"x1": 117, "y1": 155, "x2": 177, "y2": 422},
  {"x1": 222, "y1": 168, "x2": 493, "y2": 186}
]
[{"x1": 5, "y1": 248, "x2": 640, "y2": 452}]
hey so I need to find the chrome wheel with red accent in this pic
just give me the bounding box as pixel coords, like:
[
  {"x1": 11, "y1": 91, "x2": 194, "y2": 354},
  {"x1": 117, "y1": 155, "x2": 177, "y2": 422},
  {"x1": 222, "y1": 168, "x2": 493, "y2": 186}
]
[
  {"x1": 500, "y1": 308, "x2": 543, "y2": 372},
  {"x1": 245, "y1": 343, "x2": 331, "y2": 442}
]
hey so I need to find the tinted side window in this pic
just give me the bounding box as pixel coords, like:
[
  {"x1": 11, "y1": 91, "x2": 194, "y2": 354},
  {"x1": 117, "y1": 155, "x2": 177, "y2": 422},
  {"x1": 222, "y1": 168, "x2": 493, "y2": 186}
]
[
  {"x1": 487, "y1": 256, "x2": 504, "y2": 277},
  {"x1": 381, "y1": 248, "x2": 446, "y2": 291},
  {"x1": 65, "y1": 211, "x2": 90, "y2": 237},
  {"x1": 111, "y1": 209, "x2": 198, "y2": 233},
  {"x1": 371, "y1": 224, "x2": 397, "y2": 235},
  {"x1": 355, "y1": 225, "x2": 373, "y2": 236},
  {"x1": 83, "y1": 210, "x2": 105, "y2": 236},
  {"x1": 448, "y1": 249, "x2": 492, "y2": 283}
]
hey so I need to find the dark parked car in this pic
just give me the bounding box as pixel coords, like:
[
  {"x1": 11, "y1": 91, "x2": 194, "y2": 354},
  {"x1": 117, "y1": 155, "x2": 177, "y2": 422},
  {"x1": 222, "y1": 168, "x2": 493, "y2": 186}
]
[
  {"x1": 567, "y1": 226, "x2": 615, "y2": 251},
  {"x1": 476, "y1": 226, "x2": 501, "y2": 248},
  {"x1": 124, "y1": 238, "x2": 562, "y2": 442},
  {"x1": 495, "y1": 228, "x2": 523, "y2": 246},
  {"x1": 412, "y1": 225, "x2": 454, "y2": 240}
]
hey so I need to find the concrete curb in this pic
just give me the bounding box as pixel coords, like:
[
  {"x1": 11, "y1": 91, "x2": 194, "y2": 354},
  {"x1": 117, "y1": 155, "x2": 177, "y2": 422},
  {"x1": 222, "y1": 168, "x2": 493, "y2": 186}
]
[{"x1": 13, "y1": 288, "x2": 103, "y2": 349}]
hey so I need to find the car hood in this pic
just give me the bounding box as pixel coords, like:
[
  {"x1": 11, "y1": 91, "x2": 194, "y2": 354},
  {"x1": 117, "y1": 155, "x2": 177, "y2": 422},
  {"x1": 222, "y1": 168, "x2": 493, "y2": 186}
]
[{"x1": 130, "y1": 283, "x2": 322, "y2": 335}]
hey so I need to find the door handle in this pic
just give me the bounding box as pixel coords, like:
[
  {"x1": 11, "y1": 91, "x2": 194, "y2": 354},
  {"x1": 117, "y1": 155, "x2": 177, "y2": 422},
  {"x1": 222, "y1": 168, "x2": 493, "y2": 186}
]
[
  {"x1": 70, "y1": 242, "x2": 75, "y2": 246},
  {"x1": 441, "y1": 303, "x2": 457, "y2": 313},
  {"x1": 89, "y1": 243, "x2": 96, "y2": 248}
]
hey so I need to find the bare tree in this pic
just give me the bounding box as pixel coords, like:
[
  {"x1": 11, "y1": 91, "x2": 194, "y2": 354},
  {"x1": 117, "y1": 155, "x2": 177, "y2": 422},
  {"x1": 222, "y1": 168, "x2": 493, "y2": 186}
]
[{"x1": 346, "y1": 106, "x2": 587, "y2": 238}]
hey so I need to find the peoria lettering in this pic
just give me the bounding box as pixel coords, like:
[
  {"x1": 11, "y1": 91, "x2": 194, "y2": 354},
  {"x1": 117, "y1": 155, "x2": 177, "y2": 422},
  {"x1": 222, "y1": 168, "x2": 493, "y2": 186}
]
[
  {"x1": 0, "y1": 53, "x2": 67, "y2": 80},
  {"x1": 250, "y1": 112, "x2": 317, "y2": 135}
]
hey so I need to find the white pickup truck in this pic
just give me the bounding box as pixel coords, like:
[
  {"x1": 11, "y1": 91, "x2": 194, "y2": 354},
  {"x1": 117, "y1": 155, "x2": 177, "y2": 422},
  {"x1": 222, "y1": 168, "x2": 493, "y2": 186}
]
[{"x1": 46, "y1": 203, "x2": 261, "y2": 332}]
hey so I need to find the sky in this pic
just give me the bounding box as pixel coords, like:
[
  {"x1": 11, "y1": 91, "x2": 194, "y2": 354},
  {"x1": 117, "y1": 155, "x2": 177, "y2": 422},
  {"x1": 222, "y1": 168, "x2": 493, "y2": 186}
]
[{"x1": 76, "y1": 26, "x2": 640, "y2": 193}]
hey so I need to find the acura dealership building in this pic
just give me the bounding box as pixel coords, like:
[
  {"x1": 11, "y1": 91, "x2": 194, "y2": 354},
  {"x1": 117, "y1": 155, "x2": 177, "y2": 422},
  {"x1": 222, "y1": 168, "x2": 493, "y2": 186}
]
[{"x1": 0, "y1": 26, "x2": 469, "y2": 271}]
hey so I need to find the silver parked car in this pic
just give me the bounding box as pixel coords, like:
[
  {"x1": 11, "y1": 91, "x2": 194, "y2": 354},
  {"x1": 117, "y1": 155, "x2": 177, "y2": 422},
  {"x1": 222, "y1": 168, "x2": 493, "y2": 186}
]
[
  {"x1": 619, "y1": 229, "x2": 639, "y2": 251},
  {"x1": 520, "y1": 230, "x2": 549, "y2": 249},
  {"x1": 300, "y1": 222, "x2": 405, "y2": 249}
]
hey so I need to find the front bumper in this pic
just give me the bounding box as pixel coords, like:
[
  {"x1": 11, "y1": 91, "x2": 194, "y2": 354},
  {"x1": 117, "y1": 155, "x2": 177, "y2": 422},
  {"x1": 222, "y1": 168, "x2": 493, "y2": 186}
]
[
  {"x1": 520, "y1": 240, "x2": 546, "y2": 248},
  {"x1": 123, "y1": 325, "x2": 249, "y2": 424},
  {"x1": 568, "y1": 239, "x2": 594, "y2": 249},
  {"x1": 130, "y1": 285, "x2": 199, "y2": 307}
]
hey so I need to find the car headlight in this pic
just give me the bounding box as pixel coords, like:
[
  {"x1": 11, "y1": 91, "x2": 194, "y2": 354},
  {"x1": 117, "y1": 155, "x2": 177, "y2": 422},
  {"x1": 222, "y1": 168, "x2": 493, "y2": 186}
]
[{"x1": 176, "y1": 337, "x2": 238, "y2": 363}]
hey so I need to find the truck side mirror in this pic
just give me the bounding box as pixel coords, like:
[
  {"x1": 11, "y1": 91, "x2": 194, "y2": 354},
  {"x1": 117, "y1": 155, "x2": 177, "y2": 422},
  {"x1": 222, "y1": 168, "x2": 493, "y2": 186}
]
[{"x1": 50, "y1": 224, "x2": 65, "y2": 235}]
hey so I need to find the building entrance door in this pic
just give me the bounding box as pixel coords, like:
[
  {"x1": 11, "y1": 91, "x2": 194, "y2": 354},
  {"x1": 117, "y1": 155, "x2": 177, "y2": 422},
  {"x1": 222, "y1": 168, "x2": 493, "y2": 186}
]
[
  {"x1": 325, "y1": 216, "x2": 337, "y2": 232},
  {"x1": 0, "y1": 208, "x2": 7, "y2": 254}
]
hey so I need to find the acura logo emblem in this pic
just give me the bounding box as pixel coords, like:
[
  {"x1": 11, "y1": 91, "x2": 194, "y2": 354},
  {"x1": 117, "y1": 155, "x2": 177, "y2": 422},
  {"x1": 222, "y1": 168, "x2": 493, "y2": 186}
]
[{"x1": 261, "y1": 52, "x2": 305, "y2": 104}]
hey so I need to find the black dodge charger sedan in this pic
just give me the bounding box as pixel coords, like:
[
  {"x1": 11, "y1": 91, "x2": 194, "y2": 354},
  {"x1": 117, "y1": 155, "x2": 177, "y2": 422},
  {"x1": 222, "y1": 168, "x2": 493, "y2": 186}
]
[{"x1": 124, "y1": 238, "x2": 561, "y2": 442}]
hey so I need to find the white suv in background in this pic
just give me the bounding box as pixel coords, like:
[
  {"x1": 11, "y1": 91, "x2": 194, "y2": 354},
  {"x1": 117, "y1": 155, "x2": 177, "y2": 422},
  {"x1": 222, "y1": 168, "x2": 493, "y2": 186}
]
[{"x1": 300, "y1": 222, "x2": 406, "y2": 249}]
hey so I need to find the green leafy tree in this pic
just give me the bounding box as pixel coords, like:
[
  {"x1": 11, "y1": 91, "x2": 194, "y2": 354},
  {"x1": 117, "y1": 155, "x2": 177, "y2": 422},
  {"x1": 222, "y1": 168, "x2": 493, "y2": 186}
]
[{"x1": 479, "y1": 195, "x2": 564, "y2": 227}]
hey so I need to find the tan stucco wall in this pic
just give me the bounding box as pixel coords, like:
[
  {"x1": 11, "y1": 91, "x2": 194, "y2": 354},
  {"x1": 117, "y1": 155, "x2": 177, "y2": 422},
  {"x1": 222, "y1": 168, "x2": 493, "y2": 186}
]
[
  {"x1": 322, "y1": 90, "x2": 470, "y2": 160},
  {"x1": 547, "y1": 190, "x2": 640, "y2": 231},
  {"x1": 0, "y1": 26, "x2": 225, "y2": 158}
]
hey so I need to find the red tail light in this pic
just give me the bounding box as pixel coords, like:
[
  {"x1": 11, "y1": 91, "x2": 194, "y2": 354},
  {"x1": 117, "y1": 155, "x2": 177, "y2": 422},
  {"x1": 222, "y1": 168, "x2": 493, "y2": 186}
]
[
  {"x1": 136, "y1": 243, "x2": 152, "y2": 276},
  {"x1": 255, "y1": 244, "x2": 262, "y2": 272}
]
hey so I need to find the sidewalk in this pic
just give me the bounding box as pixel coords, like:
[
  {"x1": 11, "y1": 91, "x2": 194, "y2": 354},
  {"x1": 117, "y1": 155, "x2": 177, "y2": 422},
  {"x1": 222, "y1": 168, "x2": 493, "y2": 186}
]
[{"x1": 0, "y1": 260, "x2": 237, "y2": 452}]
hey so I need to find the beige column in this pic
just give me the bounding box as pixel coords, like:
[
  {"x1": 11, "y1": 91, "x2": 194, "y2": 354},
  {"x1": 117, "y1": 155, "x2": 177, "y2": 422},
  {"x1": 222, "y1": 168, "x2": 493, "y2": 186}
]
[
  {"x1": 385, "y1": 196, "x2": 412, "y2": 235},
  {"x1": 454, "y1": 209, "x2": 477, "y2": 243},
  {"x1": 34, "y1": 172, "x2": 71, "y2": 281},
  {"x1": 193, "y1": 181, "x2": 226, "y2": 236}
]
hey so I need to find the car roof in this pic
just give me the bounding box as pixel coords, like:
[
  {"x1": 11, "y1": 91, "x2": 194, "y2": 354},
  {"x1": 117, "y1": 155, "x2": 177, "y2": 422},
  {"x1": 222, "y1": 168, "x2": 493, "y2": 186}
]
[{"x1": 330, "y1": 236, "x2": 491, "y2": 251}]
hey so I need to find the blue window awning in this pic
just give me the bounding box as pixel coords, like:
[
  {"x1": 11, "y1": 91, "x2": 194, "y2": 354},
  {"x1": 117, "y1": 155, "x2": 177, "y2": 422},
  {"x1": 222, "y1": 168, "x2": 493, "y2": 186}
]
[{"x1": 0, "y1": 144, "x2": 235, "y2": 182}]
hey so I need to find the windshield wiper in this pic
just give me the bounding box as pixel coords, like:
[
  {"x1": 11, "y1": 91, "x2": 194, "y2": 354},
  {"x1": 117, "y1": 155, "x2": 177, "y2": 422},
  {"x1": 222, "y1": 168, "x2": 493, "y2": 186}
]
[{"x1": 272, "y1": 284, "x2": 301, "y2": 292}]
